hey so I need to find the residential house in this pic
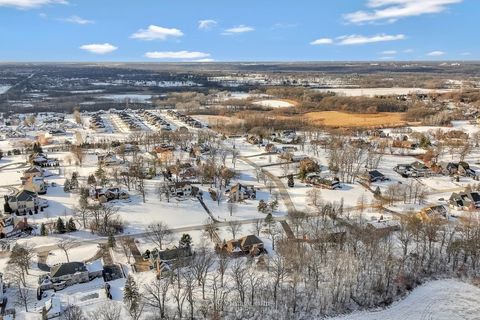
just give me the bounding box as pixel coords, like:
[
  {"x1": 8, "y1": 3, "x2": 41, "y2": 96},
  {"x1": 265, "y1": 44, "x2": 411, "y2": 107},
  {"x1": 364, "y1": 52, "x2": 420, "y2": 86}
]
[
  {"x1": 40, "y1": 260, "x2": 103, "y2": 291},
  {"x1": 97, "y1": 154, "x2": 122, "y2": 166},
  {"x1": 438, "y1": 162, "x2": 459, "y2": 176},
  {"x1": 449, "y1": 192, "x2": 480, "y2": 210},
  {"x1": 146, "y1": 246, "x2": 193, "y2": 273},
  {"x1": 5, "y1": 190, "x2": 39, "y2": 215},
  {"x1": 42, "y1": 297, "x2": 62, "y2": 319},
  {"x1": 366, "y1": 219, "x2": 400, "y2": 233},
  {"x1": 305, "y1": 174, "x2": 341, "y2": 190},
  {"x1": 394, "y1": 161, "x2": 431, "y2": 178},
  {"x1": 23, "y1": 166, "x2": 44, "y2": 180},
  {"x1": 0, "y1": 217, "x2": 32, "y2": 238},
  {"x1": 92, "y1": 187, "x2": 129, "y2": 202},
  {"x1": 228, "y1": 183, "x2": 256, "y2": 202},
  {"x1": 360, "y1": 170, "x2": 388, "y2": 183},
  {"x1": 23, "y1": 176, "x2": 47, "y2": 195},
  {"x1": 418, "y1": 205, "x2": 448, "y2": 220},
  {"x1": 168, "y1": 182, "x2": 197, "y2": 198},
  {"x1": 217, "y1": 235, "x2": 265, "y2": 256}
]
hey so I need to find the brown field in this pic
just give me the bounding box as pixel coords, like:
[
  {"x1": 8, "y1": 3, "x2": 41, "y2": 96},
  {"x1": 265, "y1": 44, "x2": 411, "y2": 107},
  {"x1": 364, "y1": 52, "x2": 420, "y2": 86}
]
[{"x1": 304, "y1": 111, "x2": 407, "y2": 128}]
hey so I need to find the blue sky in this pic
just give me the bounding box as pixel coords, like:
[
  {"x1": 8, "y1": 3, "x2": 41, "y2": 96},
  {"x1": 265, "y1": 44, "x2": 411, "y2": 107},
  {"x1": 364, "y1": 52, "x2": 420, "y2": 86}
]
[{"x1": 0, "y1": 0, "x2": 477, "y2": 61}]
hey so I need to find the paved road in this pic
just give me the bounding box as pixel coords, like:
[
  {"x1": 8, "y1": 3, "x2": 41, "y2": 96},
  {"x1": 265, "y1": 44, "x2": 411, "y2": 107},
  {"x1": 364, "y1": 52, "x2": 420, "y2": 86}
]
[{"x1": 33, "y1": 216, "x2": 288, "y2": 254}]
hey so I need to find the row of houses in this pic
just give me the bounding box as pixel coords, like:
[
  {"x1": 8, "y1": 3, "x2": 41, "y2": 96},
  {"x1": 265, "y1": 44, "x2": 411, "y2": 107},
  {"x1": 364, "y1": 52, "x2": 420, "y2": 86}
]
[
  {"x1": 89, "y1": 114, "x2": 105, "y2": 131},
  {"x1": 142, "y1": 110, "x2": 172, "y2": 131},
  {"x1": 167, "y1": 110, "x2": 203, "y2": 128},
  {"x1": 395, "y1": 160, "x2": 478, "y2": 179}
]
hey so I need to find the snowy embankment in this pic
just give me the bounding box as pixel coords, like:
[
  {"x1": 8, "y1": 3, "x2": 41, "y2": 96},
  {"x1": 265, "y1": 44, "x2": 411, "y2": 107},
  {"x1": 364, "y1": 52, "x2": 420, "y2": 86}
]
[{"x1": 334, "y1": 279, "x2": 480, "y2": 320}]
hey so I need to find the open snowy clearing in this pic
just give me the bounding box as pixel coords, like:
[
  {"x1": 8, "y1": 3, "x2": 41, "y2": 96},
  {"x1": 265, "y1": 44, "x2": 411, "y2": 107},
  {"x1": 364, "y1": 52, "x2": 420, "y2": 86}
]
[
  {"x1": 334, "y1": 279, "x2": 480, "y2": 320},
  {"x1": 253, "y1": 99, "x2": 295, "y2": 108}
]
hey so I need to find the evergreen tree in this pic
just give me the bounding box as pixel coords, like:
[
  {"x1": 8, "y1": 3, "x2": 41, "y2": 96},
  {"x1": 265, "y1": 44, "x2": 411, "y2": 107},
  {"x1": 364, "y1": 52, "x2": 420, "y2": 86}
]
[
  {"x1": 4, "y1": 200, "x2": 12, "y2": 214},
  {"x1": 107, "y1": 234, "x2": 116, "y2": 248},
  {"x1": 70, "y1": 173, "x2": 79, "y2": 190},
  {"x1": 67, "y1": 218, "x2": 77, "y2": 232},
  {"x1": 40, "y1": 223, "x2": 48, "y2": 236},
  {"x1": 287, "y1": 174, "x2": 295, "y2": 187},
  {"x1": 179, "y1": 233, "x2": 192, "y2": 248},
  {"x1": 374, "y1": 186, "x2": 382, "y2": 198},
  {"x1": 123, "y1": 274, "x2": 140, "y2": 313},
  {"x1": 87, "y1": 174, "x2": 96, "y2": 185},
  {"x1": 95, "y1": 166, "x2": 107, "y2": 187},
  {"x1": 63, "y1": 178, "x2": 71, "y2": 193},
  {"x1": 33, "y1": 142, "x2": 43, "y2": 154},
  {"x1": 55, "y1": 217, "x2": 66, "y2": 234}
]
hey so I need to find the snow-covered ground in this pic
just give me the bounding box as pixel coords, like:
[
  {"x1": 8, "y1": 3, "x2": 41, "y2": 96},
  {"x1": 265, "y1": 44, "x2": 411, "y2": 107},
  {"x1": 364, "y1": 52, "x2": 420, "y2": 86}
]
[
  {"x1": 334, "y1": 279, "x2": 480, "y2": 320},
  {"x1": 253, "y1": 99, "x2": 294, "y2": 108},
  {"x1": 0, "y1": 85, "x2": 12, "y2": 94},
  {"x1": 99, "y1": 94, "x2": 152, "y2": 103}
]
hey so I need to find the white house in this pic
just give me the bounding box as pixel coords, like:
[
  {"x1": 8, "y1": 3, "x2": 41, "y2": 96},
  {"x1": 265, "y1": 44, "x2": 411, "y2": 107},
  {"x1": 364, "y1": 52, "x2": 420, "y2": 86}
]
[{"x1": 5, "y1": 190, "x2": 39, "y2": 214}]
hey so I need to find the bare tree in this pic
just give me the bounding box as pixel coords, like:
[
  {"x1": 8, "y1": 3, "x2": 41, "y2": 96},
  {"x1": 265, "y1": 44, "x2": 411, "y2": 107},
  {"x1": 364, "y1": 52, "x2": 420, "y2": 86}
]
[
  {"x1": 71, "y1": 146, "x2": 86, "y2": 166},
  {"x1": 14, "y1": 282, "x2": 32, "y2": 312},
  {"x1": 88, "y1": 204, "x2": 122, "y2": 236},
  {"x1": 227, "y1": 220, "x2": 241, "y2": 239},
  {"x1": 227, "y1": 201, "x2": 237, "y2": 217},
  {"x1": 57, "y1": 239, "x2": 77, "y2": 262},
  {"x1": 146, "y1": 222, "x2": 172, "y2": 250},
  {"x1": 191, "y1": 247, "x2": 215, "y2": 299},
  {"x1": 63, "y1": 304, "x2": 85, "y2": 320},
  {"x1": 89, "y1": 302, "x2": 121, "y2": 320},
  {"x1": 250, "y1": 219, "x2": 263, "y2": 237},
  {"x1": 143, "y1": 276, "x2": 171, "y2": 319},
  {"x1": 120, "y1": 237, "x2": 135, "y2": 264}
]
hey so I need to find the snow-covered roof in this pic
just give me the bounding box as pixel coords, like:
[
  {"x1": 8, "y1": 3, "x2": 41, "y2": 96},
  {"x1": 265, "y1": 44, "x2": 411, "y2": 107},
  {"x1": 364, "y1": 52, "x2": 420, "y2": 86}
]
[{"x1": 86, "y1": 259, "x2": 103, "y2": 273}]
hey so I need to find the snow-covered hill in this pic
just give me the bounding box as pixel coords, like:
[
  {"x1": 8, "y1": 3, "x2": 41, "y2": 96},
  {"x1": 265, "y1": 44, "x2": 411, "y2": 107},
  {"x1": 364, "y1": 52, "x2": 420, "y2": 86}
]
[{"x1": 335, "y1": 279, "x2": 480, "y2": 320}]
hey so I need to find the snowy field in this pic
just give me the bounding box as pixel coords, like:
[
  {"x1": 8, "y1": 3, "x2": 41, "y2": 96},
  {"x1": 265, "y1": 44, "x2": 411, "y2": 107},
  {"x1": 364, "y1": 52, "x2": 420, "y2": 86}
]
[
  {"x1": 253, "y1": 99, "x2": 294, "y2": 108},
  {"x1": 100, "y1": 94, "x2": 152, "y2": 102},
  {"x1": 334, "y1": 279, "x2": 480, "y2": 320}
]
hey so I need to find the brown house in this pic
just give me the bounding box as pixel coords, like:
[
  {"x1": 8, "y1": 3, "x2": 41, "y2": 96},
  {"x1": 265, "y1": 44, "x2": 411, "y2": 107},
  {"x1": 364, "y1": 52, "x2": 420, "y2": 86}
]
[{"x1": 217, "y1": 235, "x2": 264, "y2": 256}]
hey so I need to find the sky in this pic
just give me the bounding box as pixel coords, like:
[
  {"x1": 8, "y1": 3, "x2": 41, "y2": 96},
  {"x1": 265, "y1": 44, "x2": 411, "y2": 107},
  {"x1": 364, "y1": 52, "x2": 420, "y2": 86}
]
[{"x1": 0, "y1": 0, "x2": 477, "y2": 62}]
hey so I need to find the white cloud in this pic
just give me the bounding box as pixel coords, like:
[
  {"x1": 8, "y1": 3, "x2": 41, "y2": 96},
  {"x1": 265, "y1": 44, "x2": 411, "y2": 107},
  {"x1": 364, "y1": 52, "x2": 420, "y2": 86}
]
[
  {"x1": 131, "y1": 25, "x2": 183, "y2": 41},
  {"x1": 379, "y1": 56, "x2": 396, "y2": 60},
  {"x1": 193, "y1": 58, "x2": 215, "y2": 62},
  {"x1": 222, "y1": 25, "x2": 254, "y2": 35},
  {"x1": 403, "y1": 48, "x2": 414, "y2": 53},
  {"x1": 381, "y1": 50, "x2": 397, "y2": 55},
  {"x1": 80, "y1": 43, "x2": 118, "y2": 54},
  {"x1": 427, "y1": 50, "x2": 445, "y2": 56},
  {"x1": 344, "y1": 0, "x2": 462, "y2": 24},
  {"x1": 61, "y1": 15, "x2": 94, "y2": 25},
  {"x1": 145, "y1": 51, "x2": 211, "y2": 59},
  {"x1": 198, "y1": 19, "x2": 217, "y2": 30},
  {"x1": 310, "y1": 38, "x2": 333, "y2": 45},
  {"x1": 460, "y1": 52, "x2": 471, "y2": 56},
  {"x1": 0, "y1": 0, "x2": 66, "y2": 9},
  {"x1": 337, "y1": 34, "x2": 405, "y2": 45}
]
